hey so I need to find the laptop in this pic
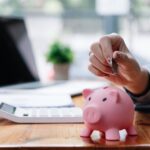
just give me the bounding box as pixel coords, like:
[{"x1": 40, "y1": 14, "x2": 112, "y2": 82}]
[{"x1": 0, "y1": 16, "x2": 39, "y2": 86}]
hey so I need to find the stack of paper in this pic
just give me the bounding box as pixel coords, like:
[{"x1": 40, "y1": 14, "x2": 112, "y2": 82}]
[
  {"x1": 0, "y1": 80, "x2": 109, "y2": 108},
  {"x1": 35, "y1": 80, "x2": 109, "y2": 96},
  {"x1": 0, "y1": 93, "x2": 74, "y2": 108}
]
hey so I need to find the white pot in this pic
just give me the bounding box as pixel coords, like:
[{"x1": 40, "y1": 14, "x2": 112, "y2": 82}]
[{"x1": 53, "y1": 64, "x2": 70, "y2": 80}]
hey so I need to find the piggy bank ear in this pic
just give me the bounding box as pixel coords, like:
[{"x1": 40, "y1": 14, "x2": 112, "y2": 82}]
[
  {"x1": 82, "y1": 89, "x2": 93, "y2": 98},
  {"x1": 109, "y1": 90, "x2": 120, "y2": 103}
]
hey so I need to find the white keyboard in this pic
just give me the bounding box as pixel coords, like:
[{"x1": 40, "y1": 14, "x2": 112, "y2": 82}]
[{"x1": 0, "y1": 102, "x2": 83, "y2": 123}]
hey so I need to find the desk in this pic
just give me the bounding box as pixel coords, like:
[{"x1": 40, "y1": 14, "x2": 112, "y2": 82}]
[{"x1": 0, "y1": 96, "x2": 149, "y2": 150}]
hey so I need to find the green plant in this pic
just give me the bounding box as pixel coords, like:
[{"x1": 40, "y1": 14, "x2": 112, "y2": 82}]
[{"x1": 46, "y1": 41, "x2": 74, "y2": 64}]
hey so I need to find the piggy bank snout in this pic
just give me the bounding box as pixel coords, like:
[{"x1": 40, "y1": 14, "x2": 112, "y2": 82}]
[{"x1": 83, "y1": 106, "x2": 101, "y2": 124}]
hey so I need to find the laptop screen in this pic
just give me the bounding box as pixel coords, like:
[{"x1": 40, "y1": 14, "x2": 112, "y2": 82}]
[{"x1": 0, "y1": 16, "x2": 39, "y2": 86}]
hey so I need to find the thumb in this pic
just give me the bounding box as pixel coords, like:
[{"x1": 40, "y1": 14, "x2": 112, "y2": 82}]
[{"x1": 113, "y1": 51, "x2": 133, "y2": 69}]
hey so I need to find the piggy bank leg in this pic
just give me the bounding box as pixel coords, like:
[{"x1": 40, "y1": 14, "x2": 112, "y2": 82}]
[
  {"x1": 126, "y1": 126, "x2": 137, "y2": 136},
  {"x1": 80, "y1": 127, "x2": 93, "y2": 137},
  {"x1": 105, "y1": 128, "x2": 120, "y2": 140}
]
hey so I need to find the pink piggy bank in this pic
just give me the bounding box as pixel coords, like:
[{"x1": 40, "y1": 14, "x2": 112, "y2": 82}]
[{"x1": 80, "y1": 86, "x2": 137, "y2": 140}]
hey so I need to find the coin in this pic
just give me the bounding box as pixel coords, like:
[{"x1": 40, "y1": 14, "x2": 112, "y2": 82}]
[{"x1": 108, "y1": 57, "x2": 118, "y2": 74}]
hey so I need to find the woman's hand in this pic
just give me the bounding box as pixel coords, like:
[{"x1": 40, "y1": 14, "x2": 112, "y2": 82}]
[{"x1": 89, "y1": 33, "x2": 149, "y2": 95}]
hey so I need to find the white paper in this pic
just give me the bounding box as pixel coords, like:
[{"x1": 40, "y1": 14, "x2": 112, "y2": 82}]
[
  {"x1": 0, "y1": 80, "x2": 108, "y2": 108},
  {"x1": 35, "y1": 80, "x2": 108, "y2": 96},
  {"x1": 0, "y1": 93, "x2": 74, "y2": 108}
]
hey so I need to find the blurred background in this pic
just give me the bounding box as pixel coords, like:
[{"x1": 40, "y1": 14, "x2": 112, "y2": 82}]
[{"x1": 1, "y1": 0, "x2": 150, "y2": 84}]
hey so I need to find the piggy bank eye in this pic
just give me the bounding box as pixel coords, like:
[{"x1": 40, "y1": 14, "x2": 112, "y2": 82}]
[
  {"x1": 88, "y1": 97, "x2": 91, "y2": 101},
  {"x1": 102, "y1": 97, "x2": 107, "y2": 102}
]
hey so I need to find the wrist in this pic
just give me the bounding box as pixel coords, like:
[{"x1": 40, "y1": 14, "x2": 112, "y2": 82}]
[{"x1": 125, "y1": 68, "x2": 149, "y2": 95}]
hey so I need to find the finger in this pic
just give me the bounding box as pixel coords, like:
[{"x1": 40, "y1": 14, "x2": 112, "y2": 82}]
[
  {"x1": 99, "y1": 34, "x2": 128, "y2": 63},
  {"x1": 89, "y1": 54, "x2": 112, "y2": 74},
  {"x1": 113, "y1": 51, "x2": 135, "y2": 70},
  {"x1": 90, "y1": 42, "x2": 107, "y2": 66},
  {"x1": 99, "y1": 36, "x2": 113, "y2": 64},
  {"x1": 107, "y1": 33, "x2": 122, "y2": 48},
  {"x1": 107, "y1": 33, "x2": 129, "y2": 53},
  {"x1": 88, "y1": 64, "x2": 108, "y2": 77}
]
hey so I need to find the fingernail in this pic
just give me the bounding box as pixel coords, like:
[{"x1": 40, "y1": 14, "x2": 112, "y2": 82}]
[
  {"x1": 103, "y1": 74, "x2": 110, "y2": 77},
  {"x1": 104, "y1": 75, "x2": 110, "y2": 78},
  {"x1": 114, "y1": 52, "x2": 122, "y2": 60},
  {"x1": 89, "y1": 51, "x2": 92, "y2": 56},
  {"x1": 107, "y1": 57, "x2": 112, "y2": 65}
]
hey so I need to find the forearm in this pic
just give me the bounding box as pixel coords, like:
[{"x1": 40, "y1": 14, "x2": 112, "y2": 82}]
[
  {"x1": 125, "y1": 68, "x2": 150, "y2": 103},
  {"x1": 125, "y1": 68, "x2": 149, "y2": 96}
]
